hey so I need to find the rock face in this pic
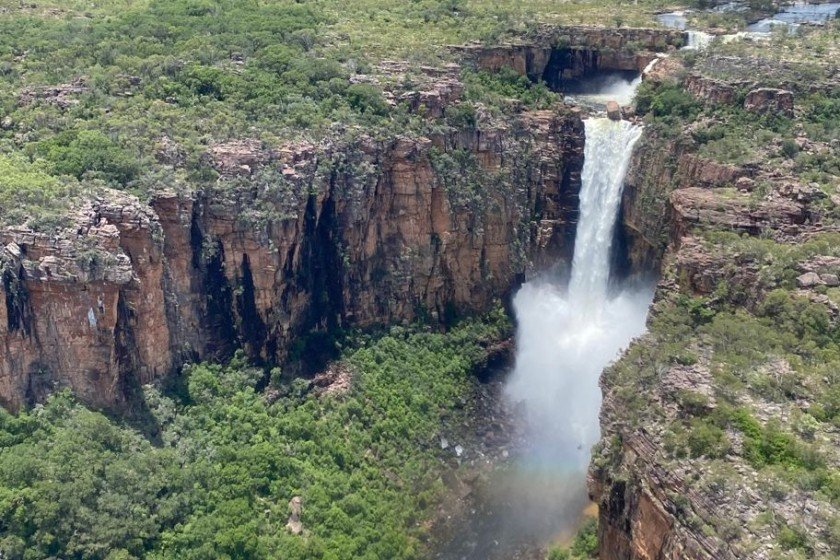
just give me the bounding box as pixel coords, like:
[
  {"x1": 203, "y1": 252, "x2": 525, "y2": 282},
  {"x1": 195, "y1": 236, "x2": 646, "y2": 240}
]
[
  {"x1": 0, "y1": 108, "x2": 584, "y2": 411},
  {"x1": 685, "y1": 74, "x2": 739, "y2": 105},
  {"x1": 591, "y1": 398, "x2": 738, "y2": 560},
  {"x1": 0, "y1": 195, "x2": 170, "y2": 409},
  {"x1": 593, "y1": 69, "x2": 833, "y2": 559},
  {"x1": 743, "y1": 88, "x2": 794, "y2": 118},
  {"x1": 455, "y1": 25, "x2": 684, "y2": 90}
]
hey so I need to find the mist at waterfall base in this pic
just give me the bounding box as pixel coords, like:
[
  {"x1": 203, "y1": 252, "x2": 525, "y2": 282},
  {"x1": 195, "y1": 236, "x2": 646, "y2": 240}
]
[{"x1": 504, "y1": 118, "x2": 653, "y2": 534}]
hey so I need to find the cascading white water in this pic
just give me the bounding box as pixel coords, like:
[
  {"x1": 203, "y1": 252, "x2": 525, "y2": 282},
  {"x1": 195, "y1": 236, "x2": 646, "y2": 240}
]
[
  {"x1": 568, "y1": 120, "x2": 643, "y2": 307},
  {"x1": 685, "y1": 30, "x2": 713, "y2": 50},
  {"x1": 437, "y1": 115, "x2": 655, "y2": 560},
  {"x1": 503, "y1": 118, "x2": 653, "y2": 518}
]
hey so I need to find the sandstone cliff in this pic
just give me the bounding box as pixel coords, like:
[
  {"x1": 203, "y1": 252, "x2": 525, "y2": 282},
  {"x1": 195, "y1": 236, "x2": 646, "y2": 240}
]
[
  {"x1": 0, "y1": 107, "x2": 584, "y2": 411},
  {"x1": 456, "y1": 25, "x2": 685, "y2": 89},
  {"x1": 590, "y1": 54, "x2": 840, "y2": 559}
]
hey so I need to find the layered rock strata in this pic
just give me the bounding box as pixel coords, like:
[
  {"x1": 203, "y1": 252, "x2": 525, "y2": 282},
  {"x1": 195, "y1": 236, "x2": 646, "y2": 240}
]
[{"x1": 0, "y1": 108, "x2": 584, "y2": 410}]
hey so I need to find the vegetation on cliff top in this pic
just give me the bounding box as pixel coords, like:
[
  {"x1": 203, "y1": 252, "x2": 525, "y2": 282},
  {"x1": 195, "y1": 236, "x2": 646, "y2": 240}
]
[
  {"x1": 0, "y1": 0, "x2": 672, "y2": 227},
  {"x1": 593, "y1": 19, "x2": 840, "y2": 554},
  {"x1": 0, "y1": 310, "x2": 510, "y2": 559}
]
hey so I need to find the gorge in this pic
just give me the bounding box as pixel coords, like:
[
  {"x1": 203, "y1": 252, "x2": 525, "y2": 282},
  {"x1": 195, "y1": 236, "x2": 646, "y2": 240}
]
[{"x1": 1, "y1": 3, "x2": 839, "y2": 559}]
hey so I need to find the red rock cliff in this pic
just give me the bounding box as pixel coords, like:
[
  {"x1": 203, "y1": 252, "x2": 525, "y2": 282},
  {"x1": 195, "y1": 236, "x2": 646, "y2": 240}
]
[{"x1": 0, "y1": 108, "x2": 584, "y2": 410}]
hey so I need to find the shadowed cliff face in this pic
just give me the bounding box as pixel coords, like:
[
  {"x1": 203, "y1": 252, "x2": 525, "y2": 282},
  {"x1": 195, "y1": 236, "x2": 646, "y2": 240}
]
[
  {"x1": 456, "y1": 25, "x2": 684, "y2": 92},
  {"x1": 0, "y1": 108, "x2": 584, "y2": 411}
]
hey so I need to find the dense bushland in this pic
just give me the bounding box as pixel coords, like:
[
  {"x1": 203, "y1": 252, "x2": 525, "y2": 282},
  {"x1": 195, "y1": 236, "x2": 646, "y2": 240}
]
[{"x1": 0, "y1": 311, "x2": 510, "y2": 560}]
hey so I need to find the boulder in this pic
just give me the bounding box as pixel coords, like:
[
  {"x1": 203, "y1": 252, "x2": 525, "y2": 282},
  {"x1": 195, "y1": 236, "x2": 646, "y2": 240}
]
[
  {"x1": 744, "y1": 88, "x2": 794, "y2": 118},
  {"x1": 821, "y1": 274, "x2": 840, "y2": 287},
  {"x1": 606, "y1": 100, "x2": 622, "y2": 121},
  {"x1": 735, "y1": 176, "x2": 755, "y2": 192},
  {"x1": 796, "y1": 272, "x2": 824, "y2": 288},
  {"x1": 286, "y1": 497, "x2": 304, "y2": 535}
]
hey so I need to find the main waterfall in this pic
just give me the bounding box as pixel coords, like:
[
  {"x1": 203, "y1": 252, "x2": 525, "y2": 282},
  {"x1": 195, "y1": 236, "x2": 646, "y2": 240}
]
[
  {"x1": 503, "y1": 117, "x2": 653, "y2": 530},
  {"x1": 436, "y1": 119, "x2": 655, "y2": 560}
]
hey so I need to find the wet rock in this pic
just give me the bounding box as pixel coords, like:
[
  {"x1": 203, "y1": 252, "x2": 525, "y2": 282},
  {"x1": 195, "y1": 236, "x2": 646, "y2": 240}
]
[
  {"x1": 606, "y1": 100, "x2": 622, "y2": 121},
  {"x1": 744, "y1": 88, "x2": 794, "y2": 118},
  {"x1": 644, "y1": 56, "x2": 684, "y2": 85}
]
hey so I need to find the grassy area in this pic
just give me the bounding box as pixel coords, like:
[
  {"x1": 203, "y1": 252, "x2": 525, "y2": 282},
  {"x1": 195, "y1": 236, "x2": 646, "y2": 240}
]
[{"x1": 0, "y1": 153, "x2": 82, "y2": 229}]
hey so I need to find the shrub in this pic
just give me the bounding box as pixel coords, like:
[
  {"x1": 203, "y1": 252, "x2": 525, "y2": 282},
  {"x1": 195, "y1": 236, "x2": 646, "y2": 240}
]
[
  {"x1": 463, "y1": 67, "x2": 559, "y2": 110},
  {"x1": 649, "y1": 86, "x2": 700, "y2": 118},
  {"x1": 0, "y1": 154, "x2": 78, "y2": 229},
  {"x1": 778, "y1": 523, "x2": 809, "y2": 551},
  {"x1": 570, "y1": 518, "x2": 599, "y2": 557},
  {"x1": 345, "y1": 83, "x2": 390, "y2": 116},
  {"x1": 445, "y1": 102, "x2": 478, "y2": 128},
  {"x1": 35, "y1": 130, "x2": 139, "y2": 185},
  {"x1": 0, "y1": 311, "x2": 512, "y2": 559},
  {"x1": 687, "y1": 419, "x2": 730, "y2": 458},
  {"x1": 780, "y1": 139, "x2": 799, "y2": 159}
]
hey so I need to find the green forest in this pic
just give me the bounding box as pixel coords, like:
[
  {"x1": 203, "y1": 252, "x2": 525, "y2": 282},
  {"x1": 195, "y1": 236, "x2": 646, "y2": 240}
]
[{"x1": 0, "y1": 312, "x2": 509, "y2": 559}]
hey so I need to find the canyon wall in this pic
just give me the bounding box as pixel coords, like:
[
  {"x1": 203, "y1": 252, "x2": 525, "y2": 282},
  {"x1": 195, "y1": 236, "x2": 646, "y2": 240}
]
[
  {"x1": 0, "y1": 23, "x2": 689, "y2": 412},
  {"x1": 590, "y1": 59, "x2": 834, "y2": 558},
  {"x1": 0, "y1": 108, "x2": 584, "y2": 411},
  {"x1": 456, "y1": 25, "x2": 685, "y2": 88}
]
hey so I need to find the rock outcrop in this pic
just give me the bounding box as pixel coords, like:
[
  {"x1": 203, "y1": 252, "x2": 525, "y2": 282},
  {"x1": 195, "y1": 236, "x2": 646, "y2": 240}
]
[
  {"x1": 0, "y1": 107, "x2": 584, "y2": 411},
  {"x1": 685, "y1": 74, "x2": 740, "y2": 105},
  {"x1": 743, "y1": 87, "x2": 794, "y2": 118},
  {"x1": 455, "y1": 25, "x2": 684, "y2": 90},
  {"x1": 592, "y1": 64, "x2": 837, "y2": 560}
]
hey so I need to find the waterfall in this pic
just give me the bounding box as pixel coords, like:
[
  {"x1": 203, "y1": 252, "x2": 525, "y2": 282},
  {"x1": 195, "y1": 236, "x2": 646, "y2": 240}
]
[
  {"x1": 502, "y1": 118, "x2": 653, "y2": 526},
  {"x1": 437, "y1": 118, "x2": 654, "y2": 560},
  {"x1": 685, "y1": 30, "x2": 713, "y2": 50},
  {"x1": 568, "y1": 119, "x2": 643, "y2": 307}
]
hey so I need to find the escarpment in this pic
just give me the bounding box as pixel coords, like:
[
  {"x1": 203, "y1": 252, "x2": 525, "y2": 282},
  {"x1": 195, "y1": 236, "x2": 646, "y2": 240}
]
[
  {"x1": 590, "y1": 48, "x2": 840, "y2": 560},
  {"x1": 0, "y1": 23, "x2": 690, "y2": 411},
  {"x1": 0, "y1": 106, "x2": 584, "y2": 410}
]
